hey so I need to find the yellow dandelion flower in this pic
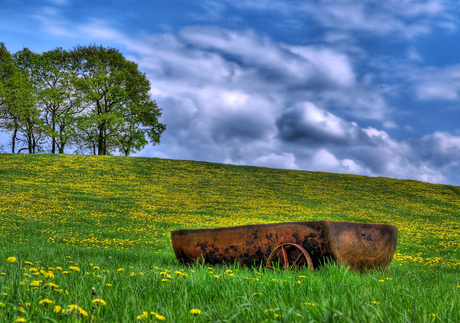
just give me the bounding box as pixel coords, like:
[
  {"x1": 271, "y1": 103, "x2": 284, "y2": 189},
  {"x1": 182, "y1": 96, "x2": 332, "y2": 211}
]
[
  {"x1": 15, "y1": 318, "x2": 27, "y2": 323},
  {"x1": 24, "y1": 261, "x2": 33, "y2": 266},
  {"x1": 106, "y1": 284, "x2": 112, "y2": 287},
  {"x1": 54, "y1": 305, "x2": 61, "y2": 313},
  {"x1": 93, "y1": 266, "x2": 100, "y2": 271},
  {"x1": 7, "y1": 257, "x2": 17, "y2": 263},
  {"x1": 67, "y1": 305, "x2": 88, "y2": 317},
  {"x1": 29, "y1": 268, "x2": 38, "y2": 272},
  {"x1": 55, "y1": 267, "x2": 63, "y2": 271},
  {"x1": 190, "y1": 309, "x2": 202, "y2": 315},
  {"x1": 253, "y1": 292, "x2": 261, "y2": 296},
  {"x1": 155, "y1": 313, "x2": 166, "y2": 320},
  {"x1": 92, "y1": 299, "x2": 107, "y2": 306},
  {"x1": 138, "y1": 311, "x2": 148, "y2": 319},
  {"x1": 117, "y1": 268, "x2": 125, "y2": 272},
  {"x1": 39, "y1": 299, "x2": 54, "y2": 306},
  {"x1": 69, "y1": 266, "x2": 80, "y2": 272},
  {"x1": 45, "y1": 272, "x2": 54, "y2": 279},
  {"x1": 31, "y1": 281, "x2": 41, "y2": 287}
]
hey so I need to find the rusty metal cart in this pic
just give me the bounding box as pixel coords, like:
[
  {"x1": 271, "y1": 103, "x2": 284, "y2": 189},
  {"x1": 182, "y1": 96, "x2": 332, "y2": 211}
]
[{"x1": 171, "y1": 220, "x2": 398, "y2": 272}]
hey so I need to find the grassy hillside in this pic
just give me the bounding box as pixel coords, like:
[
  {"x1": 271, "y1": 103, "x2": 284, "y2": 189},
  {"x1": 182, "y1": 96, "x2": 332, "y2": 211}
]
[
  {"x1": 0, "y1": 153, "x2": 459, "y2": 322},
  {"x1": 1, "y1": 153, "x2": 459, "y2": 267}
]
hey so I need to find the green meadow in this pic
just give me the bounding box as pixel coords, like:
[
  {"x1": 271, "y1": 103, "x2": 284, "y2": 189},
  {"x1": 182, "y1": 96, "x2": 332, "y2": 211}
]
[{"x1": 0, "y1": 153, "x2": 459, "y2": 322}]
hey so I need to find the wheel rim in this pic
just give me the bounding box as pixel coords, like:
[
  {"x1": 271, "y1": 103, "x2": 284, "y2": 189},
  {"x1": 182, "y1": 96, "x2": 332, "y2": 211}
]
[{"x1": 266, "y1": 243, "x2": 314, "y2": 272}]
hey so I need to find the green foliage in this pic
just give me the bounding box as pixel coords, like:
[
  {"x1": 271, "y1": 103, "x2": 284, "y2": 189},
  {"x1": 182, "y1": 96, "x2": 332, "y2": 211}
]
[{"x1": 0, "y1": 43, "x2": 166, "y2": 156}]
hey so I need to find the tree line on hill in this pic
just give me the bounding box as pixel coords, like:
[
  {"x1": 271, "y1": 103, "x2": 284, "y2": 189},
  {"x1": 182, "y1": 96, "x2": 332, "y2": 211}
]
[{"x1": 0, "y1": 42, "x2": 166, "y2": 156}]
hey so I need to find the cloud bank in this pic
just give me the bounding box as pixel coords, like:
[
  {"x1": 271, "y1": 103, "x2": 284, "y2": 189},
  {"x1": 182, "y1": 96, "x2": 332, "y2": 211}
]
[{"x1": 1, "y1": 1, "x2": 460, "y2": 187}]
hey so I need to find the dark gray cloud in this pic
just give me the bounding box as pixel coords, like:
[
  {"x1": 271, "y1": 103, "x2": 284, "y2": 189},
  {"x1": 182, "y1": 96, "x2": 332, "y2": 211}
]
[{"x1": 275, "y1": 103, "x2": 368, "y2": 146}]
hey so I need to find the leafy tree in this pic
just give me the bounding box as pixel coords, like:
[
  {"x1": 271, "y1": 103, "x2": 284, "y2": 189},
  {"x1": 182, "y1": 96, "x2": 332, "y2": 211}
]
[
  {"x1": 0, "y1": 43, "x2": 41, "y2": 154},
  {"x1": 71, "y1": 44, "x2": 166, "y2": 156},
  {"x1": 0, "y1": 43, "x2": 166, "y2": 156},
  {"x1": 14, "y1": 47, "x2": 85, "y2": 154}
]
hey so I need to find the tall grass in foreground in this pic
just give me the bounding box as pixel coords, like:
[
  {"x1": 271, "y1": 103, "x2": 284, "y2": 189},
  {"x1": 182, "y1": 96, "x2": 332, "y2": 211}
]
[
  {"x1": 0, "y1": 247, "x2": 459, "y2": 322},
  {"x1": 0, "y1": 153, "x2": 459, "y2": 322}
]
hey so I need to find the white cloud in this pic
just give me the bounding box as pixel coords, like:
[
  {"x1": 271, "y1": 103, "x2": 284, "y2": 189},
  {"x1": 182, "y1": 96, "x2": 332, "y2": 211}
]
[
  {"x1": 414, "y1": 65, "x2": 460, "y2": 101},
  {"x1": 249, "y1": 152, "x2": 299, "y2": 170},
  {"x1": 299, "y1": 0, "x2": 452, "y2": 37}
]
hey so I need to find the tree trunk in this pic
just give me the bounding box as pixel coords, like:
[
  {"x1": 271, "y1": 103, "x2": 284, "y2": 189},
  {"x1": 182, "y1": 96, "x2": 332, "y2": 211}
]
[
  {"x1": 51, "y1": 110, "x2": 56, "y2": 154},
  {"x1": 11, "y1": 127, "x2": 17, "y2": 154}
]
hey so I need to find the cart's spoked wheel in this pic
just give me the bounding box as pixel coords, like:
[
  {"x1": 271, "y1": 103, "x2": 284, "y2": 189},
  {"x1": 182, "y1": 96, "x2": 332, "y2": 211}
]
[{"x1": 266, "y1": 243, "x2": 314, "y2": 272}]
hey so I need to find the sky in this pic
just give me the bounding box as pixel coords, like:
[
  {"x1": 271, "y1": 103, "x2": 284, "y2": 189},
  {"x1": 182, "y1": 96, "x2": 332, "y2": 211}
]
[{"x1": 1, "y1": 0, "x2": 460, "y2": 186}]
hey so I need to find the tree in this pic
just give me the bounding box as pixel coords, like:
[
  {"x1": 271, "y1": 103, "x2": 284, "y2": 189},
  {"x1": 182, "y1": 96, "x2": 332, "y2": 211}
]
[
  {"x1": 71, "y1": 44, "x2": 165, "y2": 156},
  {"x1": 0, "y1": 43, "x2": 41, "y2": 154},
  {"x1": 14, "y1": 47, "x2": 85, "y2": 154}
]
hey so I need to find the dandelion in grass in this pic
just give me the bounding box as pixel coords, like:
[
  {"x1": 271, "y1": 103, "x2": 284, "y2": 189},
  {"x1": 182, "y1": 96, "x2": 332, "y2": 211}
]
[
  {"x1": 305, "y1": 302, "x2": 315, "y2": 306},
  {"x1": 106, "y1": 284, "x2": 112, "y2": 287},
  {"x1": 45, "y1": 272, "x2": 54, "y2": 279},
  {"x1": 54, "y1": 305, "x2": 61, "y2": 313},
  {"x1": 93, "y1": 266, "x2": 100, "y2": 270},
  {"x1": 137, "y1": 312, "x2": 149, "y2": 320},
  {"x1": 378, "y1": 280, "x2": 384, "y2": 283},
  {"x1": 39, "y1": 299, "x2": 54, "y2": 306},
  {"x1": 253, "y1": 292, "x2": 261, "y2": 296},
  {"x1": 153, "y1": 313, "x2": 166, "y2": 320},
  {"x1": 117, "y1": 268, "x2": 125, "y2": 272},
  {"x1": 55, "y1": 267, "x2": 62, "y2": 271},
  {"x1": 92, "y1": 299, "x2": 107, "y2": 306},
  {"x1": 24, "y1": 261, "x2": 33, "y2": 266},
  {"x1": 7, "y1": 257, "x2": 17, "y2": 263},
  {"x1": 264, "y1": 309, "x2": 274, "y2": 312},
  {"x1": 190, "y1": 309, "x2": 202, "y2": 315},
  {"x1": 274, "y1": 313, "x2": 281, "y2": 319},
  {"x1": 15, "y1": 318, "x2": 27, "y2": 323},
  {"x1": 63, "y1": 271, "x2": 70, "y2": 275},
  {"x1": 31, "y1": 281, "x2": 41, "y2": 287},
  {"x1": 0, "y1": 302, "x2": 5, "y2": 307},
  {"x1": 69, "y1": 266, "x2": 80, "y2": 272},
  {"x1": 1, "y1": 272, "x2": 6, "y2": 276},
  {"x1": 66, "y1": 305, "x2": 88, "y2": 317}
]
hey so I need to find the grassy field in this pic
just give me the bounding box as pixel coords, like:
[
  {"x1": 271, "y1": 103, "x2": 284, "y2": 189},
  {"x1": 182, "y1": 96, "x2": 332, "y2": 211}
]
[{"x1": 0, "y1": 153, "x2": 459, "y2": 322}]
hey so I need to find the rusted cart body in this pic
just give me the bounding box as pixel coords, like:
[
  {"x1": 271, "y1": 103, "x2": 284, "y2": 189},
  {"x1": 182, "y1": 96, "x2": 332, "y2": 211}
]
[{"x1": 171, "y1": 221, "x2": 398, "y2": 272}]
